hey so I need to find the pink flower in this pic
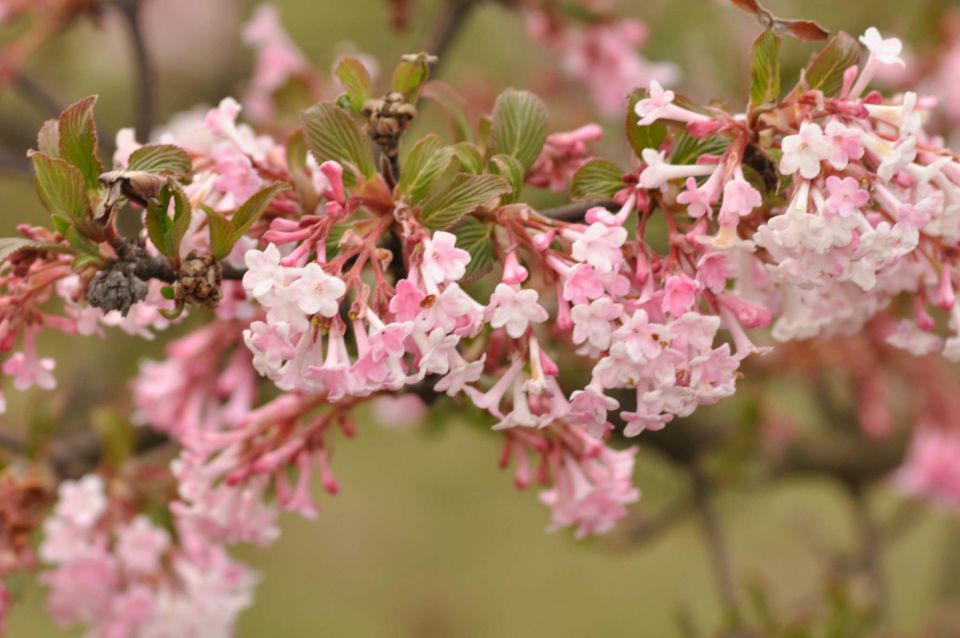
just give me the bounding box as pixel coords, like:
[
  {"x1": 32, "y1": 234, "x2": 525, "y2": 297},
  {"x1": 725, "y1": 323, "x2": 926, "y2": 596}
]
[
  {"x1": 638, "y1": 149, "x2": 714, "y2": 189},
  {"x1": 779, "y1": 121, "x2": 832, "y2": 179},
  {"x1": 824, "y1": 175, "x2": 869, "y2": 217},
  {"x1": 859, "y1": 27, "x2": 905, "y2": 67},
  {"x1": 3, "y1": 350, "x2": 56, "y2": 391},
  {"x1": 54, "y1": 475, "x2": 107, "y2": 529},
  {"x1": 528, "y1": 124, "x2": 603, "y2": 192},
  {"x1": 421, "y1": 231, "x2": 470, "y2": 284},
  {"x1": 488, "y1": 284, "x2": 548, "y2": 338},
  {"x1": 570, "y1": 223, "x2": 627, "y2": 273},
  {"x1": 895, "y1": 426, "x2": 960, "y2": 509},
  {"x1": 571, "y1": 298, "x2": 624, "y2": 350},
  {"x1": 116, "y1": 516, "x2": 171, "y2": 574},
  {"x1": 290, "y1": 263, "x2": 347, "y2": 318},
  {"x1": 718, "y1": 172, "x2": 762, "y2": 226},
  {"x1": 661, "y1": 274, "x2": 701, "y2": 316}
]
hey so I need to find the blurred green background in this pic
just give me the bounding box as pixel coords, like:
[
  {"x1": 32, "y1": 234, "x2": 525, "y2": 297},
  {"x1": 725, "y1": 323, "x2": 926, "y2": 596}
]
[{"x1": 2, "y1": 0, "x2": 960, "y2": 635}]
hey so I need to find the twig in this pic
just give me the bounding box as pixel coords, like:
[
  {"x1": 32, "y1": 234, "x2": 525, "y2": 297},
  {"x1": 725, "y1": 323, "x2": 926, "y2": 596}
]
[
  {"x1": 50, "y1": 427, "x2": 169, "y2": 479},
  {"x1": 608, "y1": 495, "x2": 694, "y2": 550},
  {"x1": 13, "y1": 73, "x2": 64, "y2": 116},
  {"x1": 539, "y1": 199, "x2": 617, "y2": 221},
  {"x1": 422, "y1": 0, "x2": 478, "y2": 76},
  {"x1": 115, "y1": 0, "x2": 155, "y2": 140},
  {"x1": 690, "y1": 464, "x2": 746, "y2": 635},
  {"x1": 847, "y1": 483, "x2": 887, "y2": 621},
  {"x1": 0, "y1": 430, "x2": 27, "y2": 455},
  {"x1": 0, "y1": 151, "x2": 31, "y2": 175}
]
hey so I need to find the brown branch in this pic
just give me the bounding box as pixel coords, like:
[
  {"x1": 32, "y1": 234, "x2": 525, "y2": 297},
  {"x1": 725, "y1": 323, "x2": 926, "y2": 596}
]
[
  {"x1": 422, "y1": 0, "x2": 478, "y2": 76},
  {"x1": 13, "y1": 72, "x2": 64, "y2": 116},
  {"x1": 50, "y1": 428, "x2": 169, "y2": 479},
  {"x1": 539, "y1": 199, "x2": 618, "y2": 222},
  {"x1": 114, "y1": 0, "x2": 155, "y2": 140},
  {"x1": 847, "y1": 483, "x2": 887, "y2": 621}
]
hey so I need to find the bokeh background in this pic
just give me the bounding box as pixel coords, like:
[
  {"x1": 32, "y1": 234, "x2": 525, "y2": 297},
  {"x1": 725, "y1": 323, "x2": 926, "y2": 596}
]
[{"x1": 2, "y1": 0, "x2": 959, "y2": 635}]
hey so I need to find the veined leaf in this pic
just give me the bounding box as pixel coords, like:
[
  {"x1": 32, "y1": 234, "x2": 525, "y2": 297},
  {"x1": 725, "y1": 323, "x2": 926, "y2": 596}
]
[
  {"x1": 420, "y1": 81, "x2": 473, "y2": 142},
  {"x1": 204, "y1": 206, "x2": 236, "y2": 261},
  {"x1": 0, "y1": 238, "x2": 71, "y2": 263},
  {"x1": 301, "y1": 102, "x2": 377, "y2": 185},
  {"x1": 58, "y1": 96, "x2": 103, "y2": 189},
  {"x1": 30, "y1": 152, "x2": 92, "y2": 226},
  {"x1": 146, "y1": 187, "x2": 176, "y2": 259},
  {"x1": 231, "y1": 182, "x2": 290, "y2": 238},
  {"x1": 127, "y1": 144, "x2": 192, "y2": 176},
  {"x1": 750, "y1": 29, "x2": 781, "y2": 108},
  {"x1": 488, "y1": 89, "x2": 548, "y2": 171},
  {"x1": 626, "y1": 89, "x2": 667, "y2": 159},
  {"x1": 487, "y1": 154, "x2": 525, "y2": 203},
  {"x1": 392, "y1": 55, "x2": 430, "y2": 101},
  {"x1": 453, "y1": 142, "x2": 483, "y2": 174},
  {"x1": 420, "y1": 173, "x2": 510, "y2": 229},
  {"x1": 570, "y1": 159, "x2": 624, "y2": 200},
  {"x1": 802, "y1": 31, "x2": 861, "y2": 97},
  {"x1": 671, "y1": 133, "x2": 729, "y2": 165},
  {"x1": 398, "y1": 134, "x2": 443, "y2": 195},
  {"x1": 37, "y1": 119, "x2": 59, "y2": 157},
  {"x1": 452, "y1": 216, "x2": 494, "y2": 280},
  {"x1": 335, "y1": 56, "x2": 373, "y2": 113}
]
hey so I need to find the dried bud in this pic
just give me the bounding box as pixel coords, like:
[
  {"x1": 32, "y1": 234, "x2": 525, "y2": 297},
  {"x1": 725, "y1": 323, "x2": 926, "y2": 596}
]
[
  {"x1": 174, "y1": 251, "x2": 223, "y2": 308},
  {"x1": 86, "y1": 261, "x2": 149, "y2": 316}
]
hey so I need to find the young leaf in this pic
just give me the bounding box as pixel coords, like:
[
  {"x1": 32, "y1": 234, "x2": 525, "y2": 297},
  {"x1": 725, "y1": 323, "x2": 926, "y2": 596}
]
[
  {"x1": 392, "y1": 55, "x2": 430, "y2": 101},
  {"x1": 127, "y1": 144, "x2": 192, "y2": 176},
  {"x1": 453, "y1": 142, "x2": 484, "y2": 174},
  {"x1": 420, "y1": 173, "x2": 511, "y2": 229},
  {"x1": 452, "y1": 216, "x2": 494, "y2": 280},
  {"x1": 671, "y1": 133, "x2": 729, "y2": 165},
  {"x1": 57, "y1": 96, "x2": 103, "y2": 189},
  {"x1": 802, "y1": 31, "x2": 861, "y2": 97},
  {"x1": 487, "y1": 89, "x2": 548, "y2": 171},
  {"x1": 146, "y1": 187, "x2": 176, "y2": 259},
  {"x1": 750, "y1": 29, "x2": 781, "y2": 107},
  {"x1": 397, "y1": 134, "x2": 444, "y2": 195},
  {"x1": 335, "y1": 56, "x2": 373, "y2": 112},
  {"x1": 204, "y1": 206, "x2": 236, "y2": 261},
  {"x1": 29, "y1": 152, "x2": 92, "y2": 226},
  {"x1": 626, "y1": 89, "x2": 667, "y2": 159},
  {"x1": 570, "y1": 159, "x2": 624, "y2": 200},
  {"x1": 487, "y1": 154, "x2": 525, "y2": 203},
  {"x1": 64, "y1": 225, "x2": 100, "y2": 256},
  {"x1": 301, "y1": 102, "x2": 377, "y2": 184},
  {"x1": 230, "y1": 182, "x2": 290, "y2": 238},
  {"x1": 170, "y1": 186, "x2": 193, "y2": 255}
]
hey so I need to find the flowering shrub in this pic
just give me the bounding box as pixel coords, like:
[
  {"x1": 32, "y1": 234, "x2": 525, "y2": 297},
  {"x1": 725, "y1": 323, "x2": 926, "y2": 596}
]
[{"x1": 3, "y1": 0, "x2": 960, "y2": 635}]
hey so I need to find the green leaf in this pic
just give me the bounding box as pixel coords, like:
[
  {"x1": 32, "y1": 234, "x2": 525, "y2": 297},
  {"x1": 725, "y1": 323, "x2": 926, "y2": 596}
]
[
  {"x1": 570, "y1": 159, "x2": 624, "y2": 200},
  {"x1": 487, "y1": 89, "x2": 548, "y2": 171},
  {"x1": 301, "y1": 102, "x2": 377, "y2": 185},
  {"x1": 204, "y1": 206, "x2": 236, "y2": 261},
  {"x1": 57, "y1": 96, "x2": 103, "y2": 189},
  {"x1": 487, "y1": 154, "x2": 525, "y2": 203},
  {"x1": 750, "y1": 29, "x2": 781, "y2": 107},
  {"x1": 127, "y1": 144, "x2": 192, "y2": 176},
  {"x1": 392, "y1": 55, "x2": 430, "y2": 101},
  {"x1": 420, "y1": 81, "x2": 473, "y2": 142},
  {"x1": 64, "y1": 225, "x2": 100, "y2": 256},
  {"x1": 170, "y1": 186, "x2": 193, "y2": 255},
  {"x1": 452, "y1": 142, "x2": 484, "y2": 174},
  {"x1": 325, "y1": 221, "x2": 352, "y2": 257},
  {"x1": 146, "y1": 187, "x2": 176, "y2": 259},
  {"x1": 335, "y1": 56, "x2": 373, "y2": 112},
  {"x1": 802, "y1": 31, "x2": 861, "y2": 97},
  {"x1": 420, "y1": 173, "x2": 511, "y2": 229},
  {"x1": 671, "y1": 133, "x2": 730, "y2": 165},
  {"x1": 626, "y1": 89, "x2": 667, "y2": 159},
  {"x1": 397, "y1": 134, "x2": 443, "y2": 195},
  {"x1": 29, "y1": 152, "x2": 92, "y2": 226},
  {"x1": 231, "y1": 182, "x2": 290, "y2": 238},
  {"x1": 399, "y1": 136, "x2": 457, "y2": 204},
  {"x1": 452, "y1": 216, "x2": 494, "y2": 280},
  {"x1": 0, "y1": 238, "x2": 70, "y2": 263}
]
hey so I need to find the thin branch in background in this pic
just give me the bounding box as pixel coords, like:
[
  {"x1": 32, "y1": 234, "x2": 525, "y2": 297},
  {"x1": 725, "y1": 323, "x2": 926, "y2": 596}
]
[
  {"x1": 13, "y1": 72, "x2": 65, "y2": 116},
  {"x1": 115, "y1": 0, "x2": 155, "y2": 140},
  {"x1": 847, "y1": 483, "x2": 888, "y2": 621},
  {"x1": 539, "y1": 199, "x2": 617, "y2": 221},
  {"x1": 0, "y1": 151, "x2": 31, "y2": 175},
  {"x1": 690, "y1": 465, "x2": 747, "y2": 636},
  {"x1": 0, "y1": 430, "x2": 27, "y2": 455},
  {"x1": 422, "y1": 0, "x2": 478, "y2": 76}
]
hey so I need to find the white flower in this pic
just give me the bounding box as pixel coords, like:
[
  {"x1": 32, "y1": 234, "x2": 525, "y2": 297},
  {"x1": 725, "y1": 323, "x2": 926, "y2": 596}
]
[
  {"x1": 488, "y1": 284, "x2": 548, "y2": 338},
  {"x1": 290, "y1": 263, "x2": 346, "y2": 318},
  {"x1": 860, "y1": 27, "x2": 905, "y2": 67},
  {"x1": 779, "y1": 122, "x2": 832, "y2": 180},
  {"x1": 421, "y1": 231, "x2": 471, "y2": 284},
  {"x1": 242, "y1": 244, "x2": 283, "y2": 299},
  {"x1": 54, "y1": 475, "x2": 107, "y2": 529},
  {"x1": 570, "y1": 298, "x2": 624, "y2": 350}
]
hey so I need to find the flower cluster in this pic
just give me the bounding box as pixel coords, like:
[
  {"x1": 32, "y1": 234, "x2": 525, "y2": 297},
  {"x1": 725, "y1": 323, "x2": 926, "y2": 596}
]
[{"x1": 39, "y1": 475, "x2": 256, "y2": 638}]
